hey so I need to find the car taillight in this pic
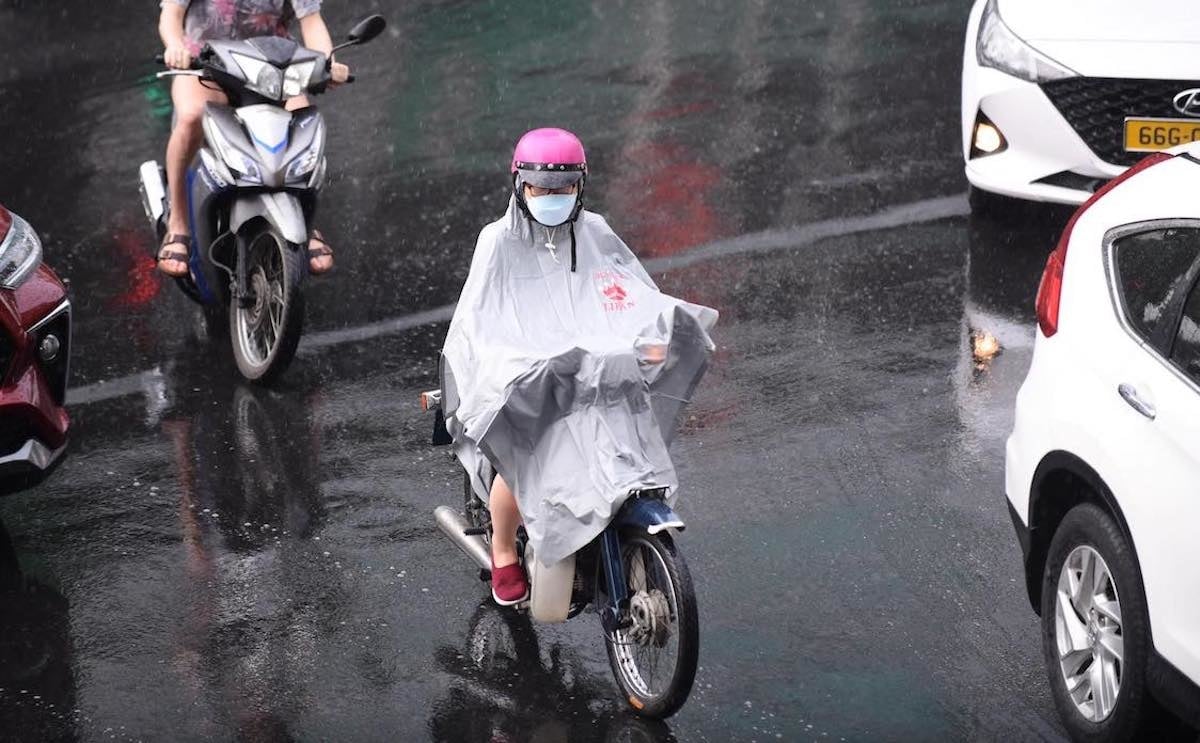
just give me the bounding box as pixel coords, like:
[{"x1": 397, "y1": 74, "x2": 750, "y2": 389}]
[
  {"x1": 1035, "y1": 152, "x2": 1173, "y2": 338},
  {"x1": 1036, "y1": 244, "x2": 1066, "y2": 337}
]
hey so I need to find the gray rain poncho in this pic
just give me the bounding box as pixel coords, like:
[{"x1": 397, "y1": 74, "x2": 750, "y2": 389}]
[{"x1": 441, "y1": 197, "x2": 718, "y2": 565}]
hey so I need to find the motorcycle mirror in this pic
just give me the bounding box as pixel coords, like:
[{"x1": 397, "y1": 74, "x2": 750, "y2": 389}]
[
  {"x1": 347, "y1": 15, "x2": 386, "y2": 45},
  {"x1": 330, "y1": 15, "x2": 386, "y2": 56}
]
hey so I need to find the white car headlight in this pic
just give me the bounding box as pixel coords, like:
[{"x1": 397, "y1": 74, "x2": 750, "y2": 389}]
[
  {"x1": 232, "y1": 52, "x2": 284, "y2": 101},
  {"x1": 0, "y1": 213, "x2": 44, "y2": 289},
  {"x1": 206, "y1": 121, "x2": 263, "y2": 184},
  {"x1": 283, "y1": 61, "x2": 317, "y2": 99},
  {"x1": 976, "y1": 0, "x2": 1075, "y2": 83}
]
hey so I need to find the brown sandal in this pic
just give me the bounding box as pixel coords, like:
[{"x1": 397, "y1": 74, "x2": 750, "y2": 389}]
[
  {"x1": 156, "y1": 234, "x2": 191, "y2": 277},
  {"x1": 308, "y1": 230, "x2": 334, "y2": 275}
]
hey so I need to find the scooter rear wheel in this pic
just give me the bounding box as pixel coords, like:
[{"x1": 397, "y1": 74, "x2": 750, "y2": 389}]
[
  {"x1": 229, "y1": 225, "x2": 306, "y2": 383},
  {"x1": 604, "y1": 529, "x2": 698, "y2": 719}
]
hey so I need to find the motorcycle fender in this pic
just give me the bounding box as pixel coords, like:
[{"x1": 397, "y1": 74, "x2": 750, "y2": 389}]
[
  {"x1": 526, "y1": 542, "x2": 575, "y2": 624},
  {"x1": 230, "y1": 193, "x2": 307, "y2": 245},
  {"x1": 615, "y1": 496, "x2": 686, "y2": 535}
]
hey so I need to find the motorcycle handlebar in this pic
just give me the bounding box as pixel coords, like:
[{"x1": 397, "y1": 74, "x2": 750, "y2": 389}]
[
  {"x1": 155, "y1": 53, "x2": 202, "y2": 70},
  {"x1": 154, "y1": 51, "x2": 355, "y2": 90}
]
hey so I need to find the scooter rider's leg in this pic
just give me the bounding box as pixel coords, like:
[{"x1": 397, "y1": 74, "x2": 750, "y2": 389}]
[
  {"x1": 160, "y1": 77, "x2": 224, "y2": 276},
  {"x1": 285, "y1": 95, "x2": 334, "y2": 274},
  {"x1": 489, "y1": 475, "x2": 529, "y2": 605},
  {"x1": 490, "y1": 475, "x2": 520, "y2": 567}
]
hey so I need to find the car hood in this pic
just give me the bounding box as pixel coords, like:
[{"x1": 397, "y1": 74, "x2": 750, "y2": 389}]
[
  {"x1": 1000, "y1": 0, "x2": 1200, "y2": 43},
  {"x1": 998, "y1": 0, "x2": 1200, "y2": 78}
]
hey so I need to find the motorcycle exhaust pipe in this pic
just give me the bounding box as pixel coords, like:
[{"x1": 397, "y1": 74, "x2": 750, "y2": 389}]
[{"x1": 434, "y1": 506, "x2": 491, "y2": 571}]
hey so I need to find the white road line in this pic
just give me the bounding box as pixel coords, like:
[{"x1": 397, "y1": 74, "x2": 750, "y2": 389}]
[{"x1": 66, "y1": 192, "x2": 969, "y2": 407}]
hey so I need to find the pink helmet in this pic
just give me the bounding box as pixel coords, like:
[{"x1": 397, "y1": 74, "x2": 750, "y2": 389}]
[{"x1": 511, "y1": 128, "x2": 587, "y2": 189}]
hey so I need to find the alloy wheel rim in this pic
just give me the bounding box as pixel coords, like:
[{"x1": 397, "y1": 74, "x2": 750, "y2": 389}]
[
  {"x1": 1055, "y1": 544, "x2": 1124, "y2": 722},
  {"x1": 235, "y1": 234, "x2": 286, "y2": 369}
]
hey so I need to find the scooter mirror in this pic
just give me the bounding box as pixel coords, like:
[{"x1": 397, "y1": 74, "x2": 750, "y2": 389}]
[{"x1": 347, "y1": 15, "x2": 386, "y2": 45}]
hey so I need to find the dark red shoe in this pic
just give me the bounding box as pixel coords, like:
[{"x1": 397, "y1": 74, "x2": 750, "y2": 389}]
[{"x1": 491, "y1": 560, "x2": 529, "y2": 606}]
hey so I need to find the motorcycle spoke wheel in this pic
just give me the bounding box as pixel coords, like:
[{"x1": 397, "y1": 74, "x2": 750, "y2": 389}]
[{"x1": 604, "y1": 530, "x2": 698, "y2": 719}]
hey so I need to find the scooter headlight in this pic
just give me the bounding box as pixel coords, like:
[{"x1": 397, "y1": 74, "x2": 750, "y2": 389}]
[
  {"x1": 976, "y1": 0, "x2": 1075, "y2": 83},
  {"x1": 283, "y1": 61, "x2": 317, "y2": 98},
  {"x1": 285, "y1": 150, "x2": 323, "y2": 183},
  {"x1": 206, "y1": 121, "x2": 263, "y2": 184},
  {"x1": 0, "y1": 213, "x2": 44, "y2": 289},
  {"x1": 232, "y1": 52, "x2": 284, "y2": 101},
  {"x1": 285, "y1": 121, "x2": 326, "y2": 183}
]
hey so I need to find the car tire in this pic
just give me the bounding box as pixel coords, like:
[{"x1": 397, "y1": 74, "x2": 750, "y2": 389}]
[{"x1": 1040, "y1": 504, "x2": 1188, "y2": 742}]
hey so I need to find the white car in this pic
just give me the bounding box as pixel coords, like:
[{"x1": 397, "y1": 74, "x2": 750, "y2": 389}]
[
  {"x1": 1006, "y1": 149, "x2": 1200, "y2": 740},
  {"x1": 962, "y1": 0, "x2": 1200, "y2": 208}
]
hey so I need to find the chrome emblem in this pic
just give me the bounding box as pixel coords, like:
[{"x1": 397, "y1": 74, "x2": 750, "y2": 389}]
[{"x1": 1173, "y1": 88, "x2": 1200, "y2": 117}]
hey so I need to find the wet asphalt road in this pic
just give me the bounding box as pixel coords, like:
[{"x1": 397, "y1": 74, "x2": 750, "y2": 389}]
[{"x1": 0, "y1": 1, "x2": 1091, "y2": 740}]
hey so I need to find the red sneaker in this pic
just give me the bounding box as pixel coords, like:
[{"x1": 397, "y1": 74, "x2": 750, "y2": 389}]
[{"x1": 491, "y1": 560, "x2": 529, "y2": 606}]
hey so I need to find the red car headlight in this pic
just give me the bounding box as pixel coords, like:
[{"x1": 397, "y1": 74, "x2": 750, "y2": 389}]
[{"x1": 0, "y1": 213, "x2": 44, "y2": 289}]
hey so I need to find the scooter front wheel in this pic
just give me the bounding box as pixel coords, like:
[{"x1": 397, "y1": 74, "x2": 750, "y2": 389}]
[
  {"x1": 229, "y1": 225, "x2": 306, "y2": 383},
  {"x1": 604, "y1": 529, "x2": 699, "y2": 719}
]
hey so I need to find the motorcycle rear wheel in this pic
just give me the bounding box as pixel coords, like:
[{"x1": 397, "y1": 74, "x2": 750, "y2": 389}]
[
  {"x1": 230, "y1": 225, "x2": 305, "y2": 383},
  {"x1": 604, "y1": 529, "x2": 698, "y2": 719}
]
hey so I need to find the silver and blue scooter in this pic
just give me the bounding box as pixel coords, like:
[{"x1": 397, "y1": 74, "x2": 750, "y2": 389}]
[{"x1": 139, "y1": 15, "x2": 385, "y2": 382}]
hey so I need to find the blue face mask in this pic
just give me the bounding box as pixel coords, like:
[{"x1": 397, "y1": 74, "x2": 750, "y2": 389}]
[{"x1": 527, "y1": 194, "x2": 577, "y2": 227}]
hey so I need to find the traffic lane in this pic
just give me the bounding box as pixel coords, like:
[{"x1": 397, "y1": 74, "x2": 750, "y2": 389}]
[
  {"x1": 661, "y1": 218, "x2": 1065, "y2": 741},
  {"x1": 1, "y1": 212, "x2": 1071, "y2": 741}
]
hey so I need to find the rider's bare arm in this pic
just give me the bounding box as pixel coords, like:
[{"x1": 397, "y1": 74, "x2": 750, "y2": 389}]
[
  {"x1": 299, "y1": 13, "x2": 351, "y2": 85},
  {"x1": 158, "y1": 2, "x2": 191, "y2": 70}
]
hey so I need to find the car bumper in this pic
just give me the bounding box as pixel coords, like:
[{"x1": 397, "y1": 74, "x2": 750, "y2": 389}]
[
  {"x1": 0, "y1": 437, "x2": 66, "y2": 495},
  {"x1": 963, "y1": 66, "x2": 1126, "y2": 206},
  {"x1": 0, "y1": 315, "x2": 71, "y2": 494}
]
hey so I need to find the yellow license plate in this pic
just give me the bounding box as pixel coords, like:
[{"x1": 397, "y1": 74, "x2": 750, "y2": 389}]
[{"x1": 1125, "y1": 118, "x2": 1200, "y2": 152}]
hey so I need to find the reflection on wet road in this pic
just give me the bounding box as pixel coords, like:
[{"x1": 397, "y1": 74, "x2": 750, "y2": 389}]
[{"x1": 1, "y1": 0, "x2": 1081, "y2": 740}]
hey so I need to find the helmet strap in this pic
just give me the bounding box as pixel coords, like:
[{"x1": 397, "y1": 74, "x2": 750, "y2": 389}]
[{"x1": 569, "y1": 220, "x2": 577, "y2": 272}]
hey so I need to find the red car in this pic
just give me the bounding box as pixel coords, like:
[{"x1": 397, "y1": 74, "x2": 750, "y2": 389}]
[{"x1": 0, "y1": 204, "x2": 70, "y2": 495}]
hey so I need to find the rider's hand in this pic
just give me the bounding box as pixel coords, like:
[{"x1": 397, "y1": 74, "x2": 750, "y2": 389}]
[
  {"x1": 164, "y1": 40, "x2": 192, "y2": 70},
  {"x1": 329, "y1": 60, "x2": 350, "y2": 88},
  {"x1": 639, "y1": 344, "x2": 668, "y2": 365}
]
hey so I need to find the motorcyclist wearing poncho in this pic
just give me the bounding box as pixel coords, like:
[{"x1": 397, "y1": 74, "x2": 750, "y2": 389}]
[{"x1": 441, "y1": 128, "x2": 717, "y2": 606}]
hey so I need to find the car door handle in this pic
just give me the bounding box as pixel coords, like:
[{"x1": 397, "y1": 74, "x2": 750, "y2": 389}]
[{"x1": 1118, "y1": 383, "x2": 1157, "y2": 420}]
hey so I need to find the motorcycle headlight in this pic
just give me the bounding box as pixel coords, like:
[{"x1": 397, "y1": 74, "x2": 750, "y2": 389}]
[
  {"x1": 0, "y1": 213, "x2": 44, "y2": 289},
  {"x1": 232, "y1": 52, "x2": 284, "y2": 101},
  {"x1": 283, "y1": 61, "x2": 317, "y2": 99},
  {"x1": 285, "y1": 121, "x2": 326, "y2": 183},
  {"x1": 976, "y1": 0, "x2": 1075, "y2": 83},
  {"x1": 206, "y1": 120, "x2": 263, "y2": 184}
]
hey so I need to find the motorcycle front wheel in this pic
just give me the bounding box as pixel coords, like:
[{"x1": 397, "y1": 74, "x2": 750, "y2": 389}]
[
  {"x1": 604, "y1": 528, "x2": 699, "y2": 719},
  {"x1": 230, "y1": 225, "x2": 306, "y2": 383}
]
